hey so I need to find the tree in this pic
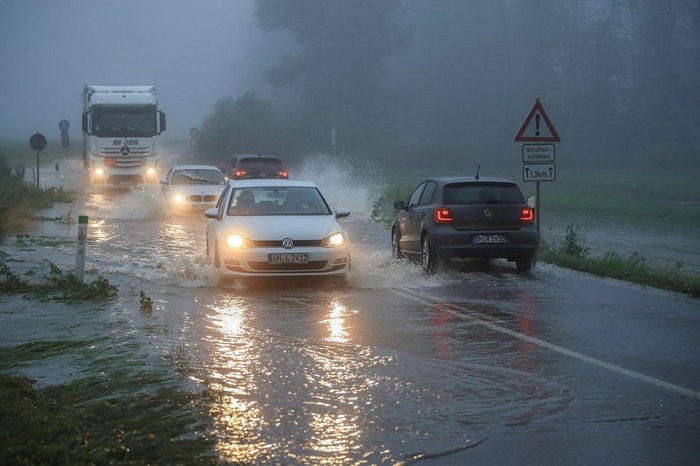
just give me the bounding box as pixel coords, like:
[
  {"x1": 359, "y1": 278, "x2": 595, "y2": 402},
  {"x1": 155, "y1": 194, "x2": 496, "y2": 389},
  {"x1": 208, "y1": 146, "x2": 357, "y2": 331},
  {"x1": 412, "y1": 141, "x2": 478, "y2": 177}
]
[
  {"x1": 197, "y1": 92, "x2": 279, "y2": 166},
  {"x1": 254, "y1": 0, "x2": 410, "y2": 150}
]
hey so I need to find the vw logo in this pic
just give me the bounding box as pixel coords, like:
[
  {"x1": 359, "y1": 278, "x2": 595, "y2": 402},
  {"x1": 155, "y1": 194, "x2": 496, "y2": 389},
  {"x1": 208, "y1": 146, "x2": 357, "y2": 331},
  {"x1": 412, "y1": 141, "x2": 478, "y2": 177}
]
[
  {"x1": 120, "y1": 146, "x2": 131, "y2": 156},
  {"x1": 282, "y1": 238, "x2": 294, "y2": 249},
  {"x1": 483, "y1": 209, "x2": 493, "y2": 218}
]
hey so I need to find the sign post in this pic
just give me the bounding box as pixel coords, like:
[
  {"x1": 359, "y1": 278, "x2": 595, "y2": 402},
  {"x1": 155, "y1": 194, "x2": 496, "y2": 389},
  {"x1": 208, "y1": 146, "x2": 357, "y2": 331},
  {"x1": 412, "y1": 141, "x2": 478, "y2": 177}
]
[
  {"x1": 514, "y1": 100, "x2": 560, "y2": 237},
  {"x1": 29, "y1": 132, "x2": 47, "y2": 188},
  {"x1": 75, "y1": 215, "x2": 89, "y2": 282}
]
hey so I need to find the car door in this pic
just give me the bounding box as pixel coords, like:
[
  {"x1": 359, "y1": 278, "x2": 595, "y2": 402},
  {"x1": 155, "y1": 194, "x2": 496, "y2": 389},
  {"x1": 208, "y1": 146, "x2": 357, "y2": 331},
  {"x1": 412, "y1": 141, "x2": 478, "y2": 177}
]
[
  {"x1": 399, "y1": 181, "x2": 428, "y2": 254},
  {"x1": 207, "y1": 184, "x2": 231, "y2": 256},
  {"x1": 410, "y1": 180, "x2": 437, "y2": 243}
]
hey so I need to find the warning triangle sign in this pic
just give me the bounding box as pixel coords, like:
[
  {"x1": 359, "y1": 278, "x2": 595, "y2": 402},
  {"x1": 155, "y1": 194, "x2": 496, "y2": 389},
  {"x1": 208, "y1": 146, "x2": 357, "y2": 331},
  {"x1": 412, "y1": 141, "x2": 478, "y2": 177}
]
[{"x1": 514, "y1": 100, "x2": 560, "y2": 142}]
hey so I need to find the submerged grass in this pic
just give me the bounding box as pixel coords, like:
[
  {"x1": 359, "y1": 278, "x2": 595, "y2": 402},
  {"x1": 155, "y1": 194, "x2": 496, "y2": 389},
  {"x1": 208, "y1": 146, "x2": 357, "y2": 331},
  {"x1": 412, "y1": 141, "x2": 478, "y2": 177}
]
[{"x1": 0, "y1": 373, "x2": 218, "y2": 465}]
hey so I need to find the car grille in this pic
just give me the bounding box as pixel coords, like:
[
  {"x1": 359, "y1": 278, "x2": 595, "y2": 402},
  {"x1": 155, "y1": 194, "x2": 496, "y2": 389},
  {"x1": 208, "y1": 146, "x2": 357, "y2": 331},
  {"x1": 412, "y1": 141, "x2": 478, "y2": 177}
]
[
  {"x1": 248, "y1": 260, "x2": 328, "y2": 271},
  {"x1": 189, "y1": 195, "x2": 217, "y2": 202},
  {"x1": 252, "y1": 240, "x2": 322, "y2": 247}
]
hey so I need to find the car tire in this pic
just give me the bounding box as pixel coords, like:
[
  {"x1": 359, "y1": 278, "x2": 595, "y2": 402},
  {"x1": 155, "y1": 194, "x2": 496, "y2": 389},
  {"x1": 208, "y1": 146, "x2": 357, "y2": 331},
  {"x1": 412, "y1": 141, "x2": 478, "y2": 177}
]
[
  {"x1": 421, "y1": 234, "x2": 438, "y2": 274},
  {"x1": 516, "y1": 253, "x2": 536, "y2": 273},
  {"x1": 391, "y1": 228, "x2": 404, "y2": 260}
]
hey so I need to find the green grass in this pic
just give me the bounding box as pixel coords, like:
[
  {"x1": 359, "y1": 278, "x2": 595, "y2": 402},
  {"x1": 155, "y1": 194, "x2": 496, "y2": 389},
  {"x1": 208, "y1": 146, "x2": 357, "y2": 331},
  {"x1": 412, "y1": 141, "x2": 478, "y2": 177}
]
[
  {"x1": 539, "y1": 224, "x2": 700, "y2": 298},
  {"x1": 0, "y1": 373, "x2": 218, "y2": 465}
]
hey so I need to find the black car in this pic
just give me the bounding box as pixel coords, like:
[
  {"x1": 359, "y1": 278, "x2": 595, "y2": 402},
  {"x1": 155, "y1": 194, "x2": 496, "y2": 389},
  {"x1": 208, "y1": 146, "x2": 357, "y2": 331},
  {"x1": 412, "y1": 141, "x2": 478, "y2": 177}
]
[
  {"x1": 223, "y1": 154, "x2": 288, "y2": 180},
  {"x1": 391, "y1": 176, "x2": 537, "y2": 273}
]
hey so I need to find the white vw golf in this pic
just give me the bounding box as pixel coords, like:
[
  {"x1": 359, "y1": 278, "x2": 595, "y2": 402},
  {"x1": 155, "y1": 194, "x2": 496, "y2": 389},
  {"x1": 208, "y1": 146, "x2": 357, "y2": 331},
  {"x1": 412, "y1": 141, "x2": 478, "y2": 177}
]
[{"x1": 204, "y1": 179, "x2": 351, "y2": 280}]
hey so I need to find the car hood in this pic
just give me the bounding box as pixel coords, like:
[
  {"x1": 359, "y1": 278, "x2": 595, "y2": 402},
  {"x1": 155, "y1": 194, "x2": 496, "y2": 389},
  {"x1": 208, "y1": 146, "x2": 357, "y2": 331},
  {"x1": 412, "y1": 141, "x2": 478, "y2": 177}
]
[{"x1": 221, "y1": 215, "x2": 342, "y2": 240}]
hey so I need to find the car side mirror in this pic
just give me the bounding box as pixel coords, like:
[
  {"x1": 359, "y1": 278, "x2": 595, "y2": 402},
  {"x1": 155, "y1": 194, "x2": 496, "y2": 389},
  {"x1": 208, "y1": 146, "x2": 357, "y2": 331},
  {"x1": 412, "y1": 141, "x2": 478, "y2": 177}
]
[
  {"x1": 527, "y1": 196, "x2": 536, "y2": 208},
  {"x1": 393, "y1": 200, "x2": 406, "y2": 209},
  {"x1": 204, "y1": 208, "x2": 222, "y2": 220},
  {"x1": 335, "y1": 207, "x2": 351, "y2": 218}
]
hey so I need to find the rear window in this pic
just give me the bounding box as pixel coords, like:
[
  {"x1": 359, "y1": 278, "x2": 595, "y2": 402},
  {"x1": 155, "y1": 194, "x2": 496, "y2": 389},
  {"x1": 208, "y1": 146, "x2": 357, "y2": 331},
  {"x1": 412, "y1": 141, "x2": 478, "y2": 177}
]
[
  {"x1": 239, "y1": 158, "x2": 284, "y2": 170},
  {"x1": 443, "y1": 182, "x2": 525, "y2": 205}
]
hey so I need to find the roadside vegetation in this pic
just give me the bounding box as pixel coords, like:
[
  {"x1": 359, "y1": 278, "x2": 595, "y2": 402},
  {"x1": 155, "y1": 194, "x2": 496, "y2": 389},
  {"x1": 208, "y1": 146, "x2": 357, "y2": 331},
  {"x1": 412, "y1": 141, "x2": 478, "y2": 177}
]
[{"x1": 0, "y1": 153, "x2": 75, "y2": 240}]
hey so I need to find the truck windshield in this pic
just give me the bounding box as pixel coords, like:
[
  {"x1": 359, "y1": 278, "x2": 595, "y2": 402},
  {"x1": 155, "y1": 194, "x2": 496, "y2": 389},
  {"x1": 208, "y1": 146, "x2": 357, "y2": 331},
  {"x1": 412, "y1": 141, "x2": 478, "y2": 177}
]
[{"x1": 91, "y1": 106, "x2": 157, "y2": 137}]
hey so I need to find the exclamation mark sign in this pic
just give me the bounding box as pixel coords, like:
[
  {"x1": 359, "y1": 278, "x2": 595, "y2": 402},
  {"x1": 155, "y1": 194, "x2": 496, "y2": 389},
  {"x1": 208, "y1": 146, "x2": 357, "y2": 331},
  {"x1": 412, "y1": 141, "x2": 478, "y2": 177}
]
[{"x1": 535, "y1": 114, "x2": 541, "y2": 136}]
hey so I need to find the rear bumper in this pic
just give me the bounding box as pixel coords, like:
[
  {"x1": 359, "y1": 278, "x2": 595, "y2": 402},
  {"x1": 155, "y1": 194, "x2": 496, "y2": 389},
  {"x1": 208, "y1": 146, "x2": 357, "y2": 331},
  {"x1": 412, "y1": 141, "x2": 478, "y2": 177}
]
[{"x1": 431, "y1": 228, "x2": 538, "y2": 259}]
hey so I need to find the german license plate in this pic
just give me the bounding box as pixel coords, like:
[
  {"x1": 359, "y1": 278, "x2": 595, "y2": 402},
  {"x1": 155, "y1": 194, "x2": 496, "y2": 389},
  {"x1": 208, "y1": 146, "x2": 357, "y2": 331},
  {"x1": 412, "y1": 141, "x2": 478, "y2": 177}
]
[
  {"x1": 472, "y1": 234, "x2": 507, "y2": 244},
  {"x1": 268, "y1": 253, "x2": 309, "y2": 264}
]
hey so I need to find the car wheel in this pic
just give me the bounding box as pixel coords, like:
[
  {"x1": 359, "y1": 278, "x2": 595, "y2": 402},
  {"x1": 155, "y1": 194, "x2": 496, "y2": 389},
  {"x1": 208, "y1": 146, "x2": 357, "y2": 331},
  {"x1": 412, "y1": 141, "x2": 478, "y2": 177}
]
[
  {"x1": 391, "y1": 228, "x2": 404, "y2": 259},
  {"x1": 516, "y1": 253, "x2": 536, "y2": 273},
  {"x1": 421, "y1": 234, "x2": 438, "y2": 274}
]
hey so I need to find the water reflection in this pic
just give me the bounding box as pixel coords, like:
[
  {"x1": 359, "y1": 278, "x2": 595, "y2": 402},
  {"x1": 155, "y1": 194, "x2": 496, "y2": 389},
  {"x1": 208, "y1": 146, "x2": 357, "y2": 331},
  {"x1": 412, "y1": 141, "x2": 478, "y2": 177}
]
[{"x1": 322, "y1": 299, "x2": 353, "y2": 344}]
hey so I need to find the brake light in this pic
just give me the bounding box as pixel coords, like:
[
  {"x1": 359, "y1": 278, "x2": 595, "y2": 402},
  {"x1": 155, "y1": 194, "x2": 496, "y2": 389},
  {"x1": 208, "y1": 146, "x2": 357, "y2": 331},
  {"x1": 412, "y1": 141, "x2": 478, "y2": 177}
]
[
  {"x1": 278, "y1": 171, "x2": 289, "y2": 178},
  {"x1": 235, "y1": 169, "x2": 247, "y2": 178},
  {"x1": 434, "y1": 206, "x2": 453, "y2": 223},
  {"x1": 520, "y1": 206, "x2": 534, "y2": 222}
]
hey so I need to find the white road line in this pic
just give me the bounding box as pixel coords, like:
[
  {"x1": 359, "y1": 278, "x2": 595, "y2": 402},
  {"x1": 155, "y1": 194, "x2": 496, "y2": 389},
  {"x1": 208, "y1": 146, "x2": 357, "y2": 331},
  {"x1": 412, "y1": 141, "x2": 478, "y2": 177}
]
[{"x1": 389, "y1": 288, "x2": 700, "y2": 401}]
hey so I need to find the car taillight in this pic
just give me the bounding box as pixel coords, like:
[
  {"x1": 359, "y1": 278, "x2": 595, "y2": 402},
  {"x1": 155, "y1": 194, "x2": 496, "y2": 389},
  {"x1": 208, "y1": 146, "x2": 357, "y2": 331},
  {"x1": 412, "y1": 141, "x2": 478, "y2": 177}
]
[
  {"x1": 434, "y1": 206, "x2": 453, "y2": 223},
  {"x1": 520, "y1": 206, "x2": 534, "y2": 222},
  {"x1": 278, "y1": 171, "x2": 289, "y2": 178},
  {"x1": 235, "y1": 169, "x2": 247, "y2": 178}
]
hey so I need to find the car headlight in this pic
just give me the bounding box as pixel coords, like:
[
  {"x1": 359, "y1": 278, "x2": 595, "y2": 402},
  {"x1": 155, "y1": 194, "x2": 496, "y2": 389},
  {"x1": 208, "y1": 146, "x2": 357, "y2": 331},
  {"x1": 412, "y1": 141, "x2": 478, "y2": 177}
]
[
  {"x1": 146, "y1": 167, "x2": 156, "y2": 176},
  {"x1": 226, "y1": 234, "x2": 254, "y2": 249},
  {"x1": 94, "y1": 168, "x2": 104, "y2": 176},
  {"x1": 172, "y1": 194, "x2": 186, "y2": 203},
  {"x1": 321, "y1": 232, "x2": 345, "y2": 248}
]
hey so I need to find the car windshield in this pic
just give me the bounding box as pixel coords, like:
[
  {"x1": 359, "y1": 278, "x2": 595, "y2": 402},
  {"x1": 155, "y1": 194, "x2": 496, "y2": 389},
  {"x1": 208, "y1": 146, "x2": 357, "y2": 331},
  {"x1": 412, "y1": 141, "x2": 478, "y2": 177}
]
[
  {"x1": 443, "y1": 182, "x2": 525, "y2": 204},
  {"x1": 171, "y1": 169, "x2": 225, "y2": 185},
  {"x1": 227, "y1": 186, "x2": 331, "y2": 216}
]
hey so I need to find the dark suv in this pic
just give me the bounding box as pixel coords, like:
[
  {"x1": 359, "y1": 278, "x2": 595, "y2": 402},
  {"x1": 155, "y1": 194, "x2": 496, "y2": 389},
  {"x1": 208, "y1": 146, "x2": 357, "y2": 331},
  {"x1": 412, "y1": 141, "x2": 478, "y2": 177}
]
[
  {"x1": 391, "y1": 176, "x2": 537, "y2": 273},
  {"x1": 223, "y1": 155, "x2": 288, "y2": 180}
]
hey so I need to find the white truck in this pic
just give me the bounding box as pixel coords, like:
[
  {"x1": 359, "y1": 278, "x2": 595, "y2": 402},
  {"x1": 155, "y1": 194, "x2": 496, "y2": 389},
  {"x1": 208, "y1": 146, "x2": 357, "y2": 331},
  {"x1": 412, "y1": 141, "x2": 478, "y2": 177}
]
[{"x1": 81, "y1": 85, "x2": 166, "y2": 187}]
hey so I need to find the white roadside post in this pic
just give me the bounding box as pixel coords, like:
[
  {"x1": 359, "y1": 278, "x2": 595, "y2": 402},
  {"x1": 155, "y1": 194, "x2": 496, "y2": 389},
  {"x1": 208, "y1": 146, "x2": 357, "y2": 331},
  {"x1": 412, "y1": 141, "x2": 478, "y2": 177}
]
[{"x1": 75, "y1": 215, "x2": 89, "y2": 282}]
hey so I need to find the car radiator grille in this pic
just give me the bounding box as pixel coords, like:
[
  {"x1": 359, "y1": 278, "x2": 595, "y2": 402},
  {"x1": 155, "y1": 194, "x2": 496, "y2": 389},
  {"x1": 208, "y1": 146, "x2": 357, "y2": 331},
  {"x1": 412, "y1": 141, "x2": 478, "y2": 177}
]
[
  {"x1": 190, "y1": 195, "x2": 217, "y2": 202},
  {"x1": 248, "y1": 261, "x2": 328, "y2": 271}
]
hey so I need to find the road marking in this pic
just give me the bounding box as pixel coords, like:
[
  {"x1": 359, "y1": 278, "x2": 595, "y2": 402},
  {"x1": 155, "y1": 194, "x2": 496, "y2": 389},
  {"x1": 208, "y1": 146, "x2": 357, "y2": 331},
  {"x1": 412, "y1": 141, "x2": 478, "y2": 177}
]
[{"x1": 389, "y1": 288, "x2": 700, "y2": 401}]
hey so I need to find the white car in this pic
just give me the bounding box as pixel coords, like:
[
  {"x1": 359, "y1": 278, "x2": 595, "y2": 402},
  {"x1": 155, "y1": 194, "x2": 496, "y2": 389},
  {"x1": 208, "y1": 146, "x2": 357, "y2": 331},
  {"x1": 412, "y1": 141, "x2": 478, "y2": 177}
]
[
  {"x1": 204, "y1": 179, "x2": 351, "y2": 279},
  {"x1": 162, "y1": 165, "x2": 227, "y2": 213}
]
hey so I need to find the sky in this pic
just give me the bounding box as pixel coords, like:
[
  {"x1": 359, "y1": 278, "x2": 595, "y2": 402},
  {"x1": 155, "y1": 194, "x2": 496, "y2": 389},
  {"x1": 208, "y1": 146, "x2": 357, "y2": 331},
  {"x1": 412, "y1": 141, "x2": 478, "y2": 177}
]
[{"x1": 0, "y1": 0, "x2": 264, "y2": 142}]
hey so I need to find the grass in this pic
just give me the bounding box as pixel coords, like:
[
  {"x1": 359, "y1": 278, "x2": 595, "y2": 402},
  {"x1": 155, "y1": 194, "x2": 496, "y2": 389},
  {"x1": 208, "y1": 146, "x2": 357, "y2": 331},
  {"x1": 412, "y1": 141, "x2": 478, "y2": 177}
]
[
  {"x1": 539, "y1": 224, "x2": 700, "y2": 298},
  {"x1": 0, "y1": 373, "x2": 218, "y2": 465}
]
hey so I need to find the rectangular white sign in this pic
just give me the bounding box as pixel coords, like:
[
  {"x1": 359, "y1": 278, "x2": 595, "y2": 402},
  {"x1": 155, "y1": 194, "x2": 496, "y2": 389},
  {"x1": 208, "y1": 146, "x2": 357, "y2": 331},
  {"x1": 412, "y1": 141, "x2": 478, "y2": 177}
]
[
  {"x1": 522, "y1": 163, "x2": 556, "y2": 182},
  {"x1": 521, "y1": 144, "x2": 555, "y2": 162}
]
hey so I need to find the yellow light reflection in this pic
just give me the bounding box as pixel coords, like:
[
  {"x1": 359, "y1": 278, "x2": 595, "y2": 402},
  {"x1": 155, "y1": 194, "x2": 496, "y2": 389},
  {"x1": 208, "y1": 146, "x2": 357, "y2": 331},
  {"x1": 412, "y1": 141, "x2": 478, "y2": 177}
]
[
  {"x1": 207, "y1": 301, "x2": 268, "y2": 462},
  {"x1": 323, "y1": 299, "x2": 351, "y2": 344}
]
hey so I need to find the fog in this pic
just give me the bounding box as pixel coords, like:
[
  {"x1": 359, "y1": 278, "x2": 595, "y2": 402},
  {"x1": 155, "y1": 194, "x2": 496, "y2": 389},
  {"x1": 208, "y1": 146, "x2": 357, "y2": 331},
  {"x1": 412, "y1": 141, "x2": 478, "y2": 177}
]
[
  {"x1": 0, "y1": 0, "x2": 266, "y2": 139},
  {"x1": 1, "y1": 0, "x2": 698, "y2": 170}
]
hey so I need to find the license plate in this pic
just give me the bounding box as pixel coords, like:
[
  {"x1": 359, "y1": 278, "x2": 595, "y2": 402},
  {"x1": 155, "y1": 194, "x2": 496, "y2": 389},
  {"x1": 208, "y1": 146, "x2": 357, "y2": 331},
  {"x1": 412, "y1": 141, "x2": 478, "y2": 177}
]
[
  {"x1": 472, "y1": 234, "x2": 507, "y2": 244},
  {"x1": 268, "y1": 253, "x2": 309, "y2": 264}
]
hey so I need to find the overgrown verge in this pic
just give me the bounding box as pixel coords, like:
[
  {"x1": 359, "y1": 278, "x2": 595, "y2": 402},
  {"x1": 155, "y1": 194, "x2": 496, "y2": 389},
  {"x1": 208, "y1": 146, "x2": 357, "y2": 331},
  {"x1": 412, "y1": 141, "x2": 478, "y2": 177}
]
[
  {"x1": 0, "y1": 155, "x2": 75, "y2": 241},
  {"x1": 0, "y1": 373, "x2": 218, "y2": 465},
  {"x1": 539, "y1": 224, "x2": 700, "y2": 298},
  {"x1": 0, "y1": 258, "x2": 117, "y2": 302}
]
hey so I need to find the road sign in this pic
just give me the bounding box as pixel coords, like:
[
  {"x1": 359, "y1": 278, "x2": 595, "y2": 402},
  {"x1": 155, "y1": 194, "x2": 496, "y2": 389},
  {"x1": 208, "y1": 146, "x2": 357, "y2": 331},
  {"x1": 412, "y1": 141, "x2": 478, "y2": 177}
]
[
  {"x1": 59, "y1": 119, "x2": 70, "y2": 132},
  {"x1": 522, "y1": 143, "x2": 555, "y2": 162},
  {"x1": 523, "y1": 162, "x2": 556, "y2": 182},
  {"x1": 190, "y1": 127, "x2": 200, "y2": 138},
  {"x1": 514, "y1": 100, "x2": 560, "y2": 142},
  {"x1": 190, "y1": 137, "x2": 198, "y2": 147},
  {"x1": 30, "y1": 132, "x2": 47, "y2": 151}
]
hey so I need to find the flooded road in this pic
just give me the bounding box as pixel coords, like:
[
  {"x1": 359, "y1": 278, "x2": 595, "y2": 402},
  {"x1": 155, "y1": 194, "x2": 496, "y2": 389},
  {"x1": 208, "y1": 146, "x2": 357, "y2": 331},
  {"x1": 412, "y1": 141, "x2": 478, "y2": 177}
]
[{"x1": 2, "y1": 156, "x2": 700, "y2": 464}]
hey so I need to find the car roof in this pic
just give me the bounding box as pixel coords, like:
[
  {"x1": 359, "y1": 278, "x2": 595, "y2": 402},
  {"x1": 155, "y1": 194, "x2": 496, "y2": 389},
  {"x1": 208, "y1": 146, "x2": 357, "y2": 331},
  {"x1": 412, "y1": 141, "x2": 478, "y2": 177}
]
[
  {"x1": 430, "y1": 176, "x2": 516, "y2": 184},
  {"x1": 225, "y1": 178, "x2": 316, "y2": 189},
  {"x1": 171, "y1": 165, "x2": 223, "y2": 172}
]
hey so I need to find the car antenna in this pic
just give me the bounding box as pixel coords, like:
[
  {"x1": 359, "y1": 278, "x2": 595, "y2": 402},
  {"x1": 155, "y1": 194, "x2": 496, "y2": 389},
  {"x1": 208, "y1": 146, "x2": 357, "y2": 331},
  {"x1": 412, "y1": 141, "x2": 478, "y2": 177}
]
[{"x1": 475, "y1": 164, "x2": 480, "y2": 181}]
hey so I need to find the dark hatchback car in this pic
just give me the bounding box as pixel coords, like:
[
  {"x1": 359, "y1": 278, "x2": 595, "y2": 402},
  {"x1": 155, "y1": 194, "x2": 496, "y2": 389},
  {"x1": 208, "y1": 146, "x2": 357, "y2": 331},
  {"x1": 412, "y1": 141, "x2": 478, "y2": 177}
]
[
  {"x1": 391, "y1": 176, "x2": 537, "y2": 273},
  {"x1": 223, "y1": 154, "x2": 288, "y2": 180}
]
